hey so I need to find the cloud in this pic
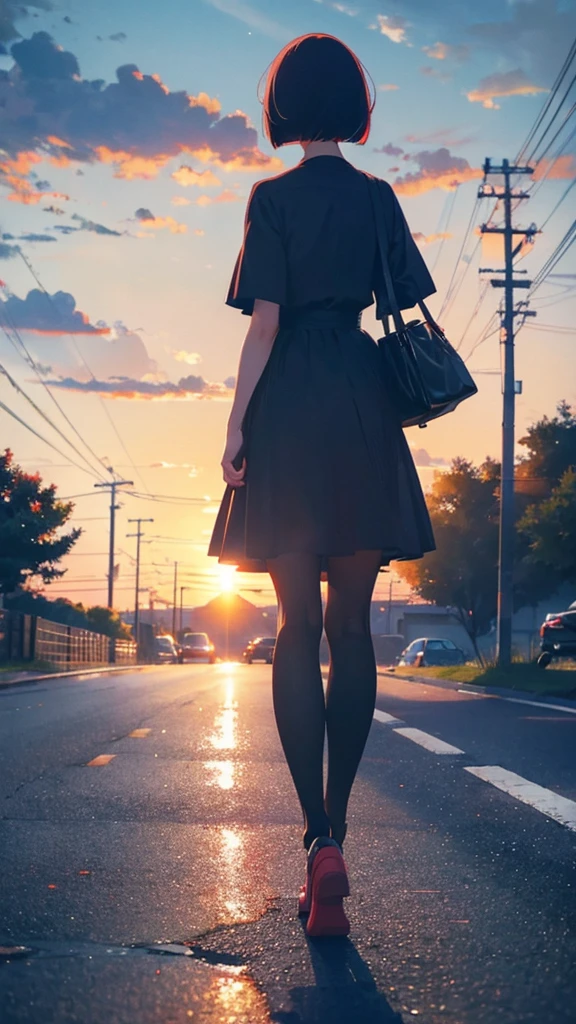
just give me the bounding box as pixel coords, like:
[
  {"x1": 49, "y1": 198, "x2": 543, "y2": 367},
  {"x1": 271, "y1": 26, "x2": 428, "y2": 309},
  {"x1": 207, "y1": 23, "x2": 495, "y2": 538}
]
[
  {"x1": 51, "y1": 215, "x2": 123, "y2": 237},
  {"x1": 149, "y1": 461, "x2": 200, "y2": 477},
  {"x1": 0, "y1": 241, "x2": 19, "y2": 260},
  {"x1": 72, "y1": 214, "x2": 122, "y2": 235},
  {"x1": 468, "y1": 0, "x2": 576, "y2": 81},
  {"x1": 404, "y1": 127, "x2": 476, "y2": 148},
  {"x1": 409, "y1": 445, "x2": 449, "y2": 468},
  {"x1": 394, "y1": 147, "x2": 482, "y2": 195},
  {"x1": 0, "y1": 1, "x2": 52, "y2": 44},
  {"x1": 0, "y1": 31, "x2": 284, "y2": 186},
  {"x1": 0, "y1": 288, "x2": 109, "y2": 334},
  {"x1": 411, "y1": 231, "x2": 452, "y2": 246},
  {"x1": 374, "y1": 142, "x2": 404, "y2": 156},
  {"x1": 371, "y1": 14, "x2": 410, "y2": 45},
  {"x1": 45, "y1": 373, "x2": 234, "y2": 400},
  {"x1": 202, "y1": 0, "x2": 290, "y2": 41},
  {"x1": 193, "y1": 189, "x2": 242, "y2": 207},
  {"x1": 2, "y1": 231, "x2": 56, "y2": 243},
  {"x1": 466, "y1": 68, "x2": 548, "y2": 109},
  {"x1": 420, "y1": 66, "x2": 451, "y2": 83},
  {"x1": 171, "y1": 196, "x2": 191, "y2": 206},
  {"x1": 377, "y1": 83, "x2": 399, "y2": 92},
  {"x1": 171, "y1": 166, "x2": 222, "y2": 188},
  {"x1": 533, "y1": 154, "x2": 576, "y2": 181},
  {"x1": 43, "y1": 204, "x2": 65, "y2": 215},
  {"x1": 109, "y1": 32, "x2": 127, "y2": 42},
  {"x1": 169, "y1": 349, "x2": 202, "y2": 365},
  {"x1": 134, "y1": 208, "x2": 187, "y2": 234},
  {"x1": 422, "y1": 41, "x2": 469, "y2": 62}
]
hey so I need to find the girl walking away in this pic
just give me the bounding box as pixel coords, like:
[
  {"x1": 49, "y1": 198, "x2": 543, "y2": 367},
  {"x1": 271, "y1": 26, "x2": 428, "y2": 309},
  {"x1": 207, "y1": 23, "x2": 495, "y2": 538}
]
[{"x1": 209, "y1": 33, "x2": 437, "y2": 937}]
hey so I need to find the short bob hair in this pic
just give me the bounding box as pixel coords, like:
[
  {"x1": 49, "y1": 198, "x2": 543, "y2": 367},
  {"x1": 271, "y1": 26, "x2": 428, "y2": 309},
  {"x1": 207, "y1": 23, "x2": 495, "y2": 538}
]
[{"x1": 259, "y1": 34, "x2": 375, "y2": 148}]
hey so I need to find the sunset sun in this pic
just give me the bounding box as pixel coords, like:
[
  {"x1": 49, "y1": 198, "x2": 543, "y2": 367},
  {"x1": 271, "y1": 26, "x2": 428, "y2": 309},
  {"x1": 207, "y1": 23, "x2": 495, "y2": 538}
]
[{"x1": 218, "y1": 564, "x2": 237, "y2": 594}]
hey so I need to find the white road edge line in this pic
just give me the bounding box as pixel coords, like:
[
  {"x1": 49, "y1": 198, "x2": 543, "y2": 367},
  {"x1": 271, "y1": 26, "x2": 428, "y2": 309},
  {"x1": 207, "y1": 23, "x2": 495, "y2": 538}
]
[
  {"x1": 464, "y1": 766, "x2": 576, "y2": 833},
  {"x1": 497, "y1": 696, "x2": 576, "y2": 716},
  {"x1": 392, "y1": 727, "x2": 465, "y2": 755},
  {"x1": 373, "y1": 709, "x2": 404, "y2": 726}
]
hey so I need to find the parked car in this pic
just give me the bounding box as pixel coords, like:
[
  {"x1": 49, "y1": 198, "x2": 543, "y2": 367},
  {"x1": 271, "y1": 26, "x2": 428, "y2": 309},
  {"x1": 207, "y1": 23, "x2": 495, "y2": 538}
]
[
  {"x1": 177, "y1": 632, "x2": 216, "y2": 664},
  {"x1": 538, "y1": 601, "x2": 576, "y2": 667},
  {"x1": 397, "y1": 637, "x2": 467, "y2": 668},
  {"x1": 242, "y1": 636, "x2": 276, "y2": 664},
  {"x1": 153, "y1": 635, "x2": 179, "y2": 664}
]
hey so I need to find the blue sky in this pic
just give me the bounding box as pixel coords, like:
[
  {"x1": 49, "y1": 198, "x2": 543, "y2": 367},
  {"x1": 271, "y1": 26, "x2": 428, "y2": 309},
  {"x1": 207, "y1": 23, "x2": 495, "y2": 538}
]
[{"x1": 0, "y1": 0, "x2": 575, "y2": 609}]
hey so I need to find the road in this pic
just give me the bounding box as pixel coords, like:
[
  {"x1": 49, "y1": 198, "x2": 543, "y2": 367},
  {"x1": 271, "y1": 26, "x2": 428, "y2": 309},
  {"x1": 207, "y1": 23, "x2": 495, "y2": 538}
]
[{"x1": 0, "y1": 662, "x2": 575, "y2": 1024}]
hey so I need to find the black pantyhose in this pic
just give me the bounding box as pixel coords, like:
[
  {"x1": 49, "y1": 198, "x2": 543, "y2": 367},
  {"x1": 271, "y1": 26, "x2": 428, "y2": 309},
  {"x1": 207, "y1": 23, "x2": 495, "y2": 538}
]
[{"x1": 266, "y1": 550, "x2": 382, "y2": 851}]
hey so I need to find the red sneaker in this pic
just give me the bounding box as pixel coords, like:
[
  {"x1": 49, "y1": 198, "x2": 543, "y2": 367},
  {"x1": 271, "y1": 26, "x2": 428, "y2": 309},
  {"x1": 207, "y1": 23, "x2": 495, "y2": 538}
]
[{"x1": 304, "y1": 837, "x2": 350, "y2": 937}]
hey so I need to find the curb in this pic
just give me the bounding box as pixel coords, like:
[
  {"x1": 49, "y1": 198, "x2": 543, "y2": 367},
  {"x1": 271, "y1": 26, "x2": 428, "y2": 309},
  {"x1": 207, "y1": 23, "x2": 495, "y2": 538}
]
[
  {"x1": 378, "y1": 668, "x2": 576, "y2": 710},
  {"x1": 0, "y1": 664, "x2": 150, "y2": 690}
]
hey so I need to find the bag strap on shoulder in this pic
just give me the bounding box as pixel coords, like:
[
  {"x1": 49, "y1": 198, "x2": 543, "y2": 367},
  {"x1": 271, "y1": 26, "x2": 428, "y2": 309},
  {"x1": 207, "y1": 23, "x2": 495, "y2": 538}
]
[{"x1": 365, "y1": 173, "x2": 435, "y2": 334}]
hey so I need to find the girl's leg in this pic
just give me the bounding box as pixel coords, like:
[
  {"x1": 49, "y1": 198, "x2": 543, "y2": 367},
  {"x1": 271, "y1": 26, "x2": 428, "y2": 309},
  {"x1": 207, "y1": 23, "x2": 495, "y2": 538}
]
[
  {"x1": 266, "y1": 552, "x2": 331, "y2": 849},
  {"x1": 323, "y1": 550, "x2": 382, "y2": 845}
]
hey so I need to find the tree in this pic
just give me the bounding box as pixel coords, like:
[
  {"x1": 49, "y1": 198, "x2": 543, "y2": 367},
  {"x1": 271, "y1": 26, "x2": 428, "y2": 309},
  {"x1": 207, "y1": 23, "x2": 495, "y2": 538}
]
[
  {"x1": 6, "y1": 591, "x2": 132, "y2": 638},
  {"x1": 518, "y1": 469, "x2": 576, "y2": 584},
  {"x1": 0, "y1": 449, "x2": 81, "y2": 594},
  {"x1": 395, "y1": 457, "x2": 500, "y2": 662},
  {"x1": 515, "y1": 400, "x2": 576, "y2": 498},
  {"x1": 85, "y1": 605, "x2": 132, "y2": 639},
  {"x1": 515, "y1": 400, "x2": 576, "y2": 595}
]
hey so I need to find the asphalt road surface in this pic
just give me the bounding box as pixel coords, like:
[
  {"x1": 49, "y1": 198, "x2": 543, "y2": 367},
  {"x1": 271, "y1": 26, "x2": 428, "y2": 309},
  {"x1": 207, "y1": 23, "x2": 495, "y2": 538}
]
[{"x1": 0, "y1": 662, "x2": 575, "y2": 1024}]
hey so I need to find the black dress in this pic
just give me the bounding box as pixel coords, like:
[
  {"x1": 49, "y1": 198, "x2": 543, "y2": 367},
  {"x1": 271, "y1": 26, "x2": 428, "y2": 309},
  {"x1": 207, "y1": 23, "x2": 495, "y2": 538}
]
[{"x1": 208, "y1": 154, "x2": 436, "y2": 576}]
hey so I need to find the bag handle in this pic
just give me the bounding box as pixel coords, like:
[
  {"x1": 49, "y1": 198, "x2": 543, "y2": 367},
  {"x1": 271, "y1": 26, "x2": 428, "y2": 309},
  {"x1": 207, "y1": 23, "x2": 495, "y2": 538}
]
[{"x1": 365, "y1": 174, "x2": 438, "y2": 336}]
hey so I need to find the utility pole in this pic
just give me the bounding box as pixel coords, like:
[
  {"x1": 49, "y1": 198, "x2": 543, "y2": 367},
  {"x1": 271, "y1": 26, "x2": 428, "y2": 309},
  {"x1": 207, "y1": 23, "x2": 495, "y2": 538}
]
[
  {"x1": 180, "y1": 585, "x2": 190, "y2": 635},
  {"x1": 94, "y1": 478, "x2": 133, "y2": 609},
  {"x1": 127, "y1": 518, "x2": 154, "y2": 647},
  {"x1": 478, "y1": 158, "x2": 536, "y2": 667},
  {"x1": 172, "y1": 561, "x2": 178, "y2": 638}
]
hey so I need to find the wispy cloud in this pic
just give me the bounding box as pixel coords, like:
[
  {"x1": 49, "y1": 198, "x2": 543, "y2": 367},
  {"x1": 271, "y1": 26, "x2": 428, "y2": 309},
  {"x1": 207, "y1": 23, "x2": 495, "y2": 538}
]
[
  {"x1": 201, "y1": 0, "x2": 289, "y2": 40},
  {"x1": 169, "y1": 349, "x2": 203, "y2": 366},
  {"x1": 172, "y1": 166, "x2": 222, "y2": 188},
  {"x1": 422, "y1": 41, "x2": 469, "y2": 62},
  {"x1": 466, "y1": 68, "x2": 548, "y2": 110},
  {"x1": 411, "y1": 231, "x2": 452, "y2": 246},
  {"x1": 370, "y1": 14, "x2": 410, "y2": 46},
  {"x1": 134, "y1": 209, "x2": 187, "y2": 234},
  {"x1": 46, "y1": 373, "x2": 235, "y2": 401}
]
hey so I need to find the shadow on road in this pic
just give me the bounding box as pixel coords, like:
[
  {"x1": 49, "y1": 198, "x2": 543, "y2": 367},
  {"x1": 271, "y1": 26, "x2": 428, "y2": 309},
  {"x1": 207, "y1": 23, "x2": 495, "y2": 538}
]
[{"x1": 274, "y1": 930, "x2": 404, "y2": 1023}]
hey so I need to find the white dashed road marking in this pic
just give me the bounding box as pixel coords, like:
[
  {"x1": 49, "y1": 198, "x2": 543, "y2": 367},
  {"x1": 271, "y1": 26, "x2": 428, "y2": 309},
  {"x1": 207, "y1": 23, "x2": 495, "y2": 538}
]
[
  {"x1": 373, "y1": 709, "x2": 404, "y2": 725},
  {"x1": 464, "y1": 766, "x2": 576, "y2": 833},
  {"x1": 392, "y1": 727, "x2": 465, "y2": 755}
]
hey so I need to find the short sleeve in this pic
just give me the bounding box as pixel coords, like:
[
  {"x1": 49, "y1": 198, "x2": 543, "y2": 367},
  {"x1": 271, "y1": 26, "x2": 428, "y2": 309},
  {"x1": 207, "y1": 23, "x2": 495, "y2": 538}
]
[
  {"x1": 225, "y1": 183, "x2": 288, "y2": 315},
  {"x1": 373, "y1": 180, "x2": 437, "y2": 318}
]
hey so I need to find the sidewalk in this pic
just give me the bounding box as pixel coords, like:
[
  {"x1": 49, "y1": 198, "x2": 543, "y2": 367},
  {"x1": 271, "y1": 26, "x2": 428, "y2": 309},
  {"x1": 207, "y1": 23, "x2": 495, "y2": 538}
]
[
  {"x1": 0, "y1": 664, "x2": 149, "y2": 689},
  {"x1": 378, "y1": 666, "x2": 576, "y2": 709}
]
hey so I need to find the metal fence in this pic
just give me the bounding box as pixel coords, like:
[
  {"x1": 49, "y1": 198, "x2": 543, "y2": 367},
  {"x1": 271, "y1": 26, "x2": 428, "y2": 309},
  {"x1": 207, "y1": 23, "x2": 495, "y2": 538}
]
[{"x1": 0, "y1": 610, "x2": 137, "y2": 668}]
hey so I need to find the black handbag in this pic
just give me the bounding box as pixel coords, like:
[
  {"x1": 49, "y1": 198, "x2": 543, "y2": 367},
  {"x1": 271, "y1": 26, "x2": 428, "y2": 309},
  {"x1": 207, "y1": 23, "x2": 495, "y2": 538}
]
[{"x1": 367, "y1": 175, "x2": 478, "y2": 428}]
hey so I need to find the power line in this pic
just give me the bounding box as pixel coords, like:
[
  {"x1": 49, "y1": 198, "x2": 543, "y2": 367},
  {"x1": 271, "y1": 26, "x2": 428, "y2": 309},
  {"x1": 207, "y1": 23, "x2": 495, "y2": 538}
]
[
  {"x1": 0, "y1": 395, "x2": 104, "y2": 478},
  {"x1": 516, "y1": 38, "x2": 576, "y2": 163},
  {"x1": 0, "y1": 298, "x2": 109, "y2": 481},
  {"x1": 540, "y1": 176, "x2": 576, "y2": 230},
  {"x1": 0, "y1": 355, "x2": 108, "y2": 481},
  {"x1": 16, "y1": 250, "x2": 151, "y2": 496}
]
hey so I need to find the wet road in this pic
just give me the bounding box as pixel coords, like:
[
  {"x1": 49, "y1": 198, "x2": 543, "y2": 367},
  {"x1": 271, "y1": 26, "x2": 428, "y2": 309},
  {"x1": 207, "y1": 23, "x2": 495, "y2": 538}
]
[{"x1": 0, "y1": 662, "x2": 575, "y2": 1023}]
